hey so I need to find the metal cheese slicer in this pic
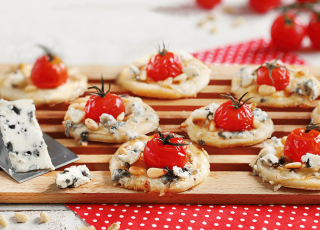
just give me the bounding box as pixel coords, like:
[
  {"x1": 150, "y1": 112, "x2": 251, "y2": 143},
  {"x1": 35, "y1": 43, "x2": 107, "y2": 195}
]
[{"x1": 0, "y1": 132, "x2": 79, "y2": 183}]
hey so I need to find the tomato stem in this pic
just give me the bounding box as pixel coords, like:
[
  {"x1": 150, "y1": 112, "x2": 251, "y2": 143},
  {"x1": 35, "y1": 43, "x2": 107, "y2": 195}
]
[
  {"x1": 158, "y1": 42, "x2": 168, "y2": 56},
  {"x1": 155, "y1": 127, "x2": 189, "y2": 146},
  {"x1": 220, "y1": 92, "x2": 254, "y2": 110},
  {"x1": 88, "y1": 75, "x2": 111, "y2": 98},
  {"x1": 305, "y1": 118, "x2": 320, "y2": 133},
  {"x1": 38, "y1": 44, "x2": 54, "y2": 62}
]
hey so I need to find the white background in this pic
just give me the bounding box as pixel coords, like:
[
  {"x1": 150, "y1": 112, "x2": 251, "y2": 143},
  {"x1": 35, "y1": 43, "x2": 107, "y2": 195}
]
[{"x1": 0, "y1": 0, "x2": 319, "y2": 66}]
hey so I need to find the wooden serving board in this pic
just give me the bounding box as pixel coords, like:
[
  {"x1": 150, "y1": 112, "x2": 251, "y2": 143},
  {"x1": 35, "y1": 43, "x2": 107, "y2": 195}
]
[{"x1": 1, "y1": 64, "x2": 320, "y2": 204}]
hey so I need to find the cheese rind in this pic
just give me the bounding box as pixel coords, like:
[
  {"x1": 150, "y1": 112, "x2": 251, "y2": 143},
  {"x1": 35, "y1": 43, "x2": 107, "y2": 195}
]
[
  {"x1": 0, "y1": 99, "x2": 54, "y2": 172},
  {"x1": 55, "y1": 165, "x2": 92, "y2": 188}
]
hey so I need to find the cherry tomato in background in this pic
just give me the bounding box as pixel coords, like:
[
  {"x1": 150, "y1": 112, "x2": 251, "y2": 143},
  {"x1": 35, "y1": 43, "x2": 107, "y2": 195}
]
[
  {"x1": 143, "y1": 131, "x2": 189, "y2": 170},
  {"x1": 249, "y1": 0, "x2": 280, "y2": 14},
  {"x1": 214, "y1": 93, "x2": 253, "y2": 132},
  {"x1": 196, "y1": 0, "x2": 221, "y2": 10},
  {"x1": 146, "y1": 48, "x2": 183, "y2": 82},
  {"x1": 307, "y1": 14, "x2": 320, "y2": 49},
  {"x1": 85, "y1": 79, "x2": 125, "y2": 123},
  {"x1": 271, "y1": 13, "x2": 305, "y2": 51},
  {"x1": 256, "y1": 62, "x2": 290, "y2": 91},
  {"x1": 284, "y1": 128, "x2": 320, "y2": 162},
  {"x1": 31, "y1": 45, "x2": 68, "y2": 89},
  {"x1": 296, "y1": 0, "x2": 317, "y2": 3}
]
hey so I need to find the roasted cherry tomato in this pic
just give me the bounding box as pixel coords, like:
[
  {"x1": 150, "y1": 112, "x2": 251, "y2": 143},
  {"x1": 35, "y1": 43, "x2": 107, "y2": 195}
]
[
  {"x1": 256, "y1": 61, "x2": 290, "y2": 91},
  {"x1": 214, "y1": 93, "x2": 253, "y2": 132},
  {"x1": 271, "y1": 13, "x2": 305, "y2": 51},
  {"x1": 296, "y1": 0, "x2": 317, "y2": 2},
  {"x1": 307, "y1": 14, "x2": 320, "y2": 49},
  {"x1": 146, "y1": 47, "x2": 183, "y2": 82},
  {"x1": 31, "y1": 45, "x2": 68, "y2": 89},
  {"x1": 84, "y1": 79, "x2": 125, "y2": 123},
  {"x1": 143, "y1": 130, "x2": 189, "y2": 170},
  {"x1": 196, "y1": 0, "x2": 221, "y2": 9},
  {"x1": 284, "y1": 126, "x2": 320, "y2": 162},
  {"x1": 249, "y1": 0, "x2": 280, "y2": 13}
]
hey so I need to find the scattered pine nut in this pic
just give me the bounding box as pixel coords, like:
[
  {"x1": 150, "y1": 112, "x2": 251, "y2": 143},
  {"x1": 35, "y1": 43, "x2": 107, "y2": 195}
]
[
  {"x1": 258, "y1": 85, "x2": 276, "y2": 97},
  {"x1": 40, "y1": 211, "x2": 50, "y2": 223},
  {"x1": 78, "y1": 226, "x2": 96, "y2": 230},
  {"x1": 198, "y1": 20, "x2": 207, "y2": 27},
  {"x1": 147, "y1": 168, "x2": 168, "y2": 178},
  {"x1": 0, "y1": 215, "x2": 8, "y2": 227},
  {"x1": 281, "y1": 136, "x2": 287, "y2": 146},
  {"x1": 208, "y1": 120, "x2": 217, "y2": 132},
  {"x1": 116, "y1": 112, "x2": 125, "y2": 122},
  {"x1": 206, "y1": 14, "x2": 215, "y2": 20},
  {"x1": 223, "y1": 6, "x2": 234, "y2": 14},
  {"x1": 250, "y1": 103, "x2": 257, "y2": 111},
  {"x1": 210, "y1": 25, "x2": 218, "y2": 34},
  {"x1": 85, "y1": 118, "x2": 99, "y2": 131},
  {"x1": 192, "y1": 117, "x2": 206, "y2": 126},
  {"x1": 233, "y1": 17, "x2": 245, "y2": 27},
  {"x1": 15, "y1": 212, "x2": 29, "y2": 223},
  {"x1": 108, "y1": 222, "x2": 121, "y2": 230},
  {"x1": 253, "y1": 119, "x2": 262, "y2": 129},
  {"x1": 129, "y1": 166, "x2": 145, "y2": 176},
  {"x1": 285, "y1": 162, "x2": 302, "y2": 169}
]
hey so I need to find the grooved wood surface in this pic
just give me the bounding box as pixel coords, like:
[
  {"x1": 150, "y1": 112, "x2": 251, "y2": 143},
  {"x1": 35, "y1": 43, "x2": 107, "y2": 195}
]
[{"x1": 1, "y1": 64, "x2": 320, "y2": 204}]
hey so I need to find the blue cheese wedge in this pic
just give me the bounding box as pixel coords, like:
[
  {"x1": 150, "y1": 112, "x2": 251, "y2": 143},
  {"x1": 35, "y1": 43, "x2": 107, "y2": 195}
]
[
  {"x1": 0, "y1": 99, "x2": 54, "y2": 172},
  {"x1": 55, "y1": 165, "x2": 92, "y2": 188}
]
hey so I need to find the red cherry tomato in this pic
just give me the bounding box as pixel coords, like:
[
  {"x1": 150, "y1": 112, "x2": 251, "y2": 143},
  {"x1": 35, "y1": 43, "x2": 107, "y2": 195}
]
[
  {"x1": 271, "y1": 13, "x2": 305, "y2": 51},
  {"x1": 196, "y1": 0, "x2": 221, "y2": 9},
  {"x1": 214, "y1": 100, "x2": 253, "y2": 132},
  {"x1": 256, "y1": 64, "x2": 290, "y2": 91},
  {"x1": 31, "y1": 55, "x2": 68, "y2": 89},
  {"x1": 146, "y1": 50, "x2": 183, "y2": 82},
  {"x1": 284, "y1": 128, "x2": 320, "y2": 162},
  {"x1": 143, "y1": 132, "x2": 188, "y2": 170},
  {"x1": 249, "y1": 0, "x2": 280, "y2": 14},
  {"x1": 307, "y1": 14, "x2": 320, "y2": 49},
  {"x1": 84, "y1": 80, "x2": 125, "y2": 123}
]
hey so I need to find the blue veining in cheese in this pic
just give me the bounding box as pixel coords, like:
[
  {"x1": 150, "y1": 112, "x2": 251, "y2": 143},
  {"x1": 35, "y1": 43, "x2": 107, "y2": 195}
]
[
  {"x1": 0, "y1": 99, "x2": 54, "y2": 172},
  {"x1": 55, "y1": 165, "x2": 92, "y2": 188}
]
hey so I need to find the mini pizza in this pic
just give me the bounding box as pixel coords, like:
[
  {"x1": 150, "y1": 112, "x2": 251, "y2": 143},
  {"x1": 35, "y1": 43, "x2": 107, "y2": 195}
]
[
  {"x1": 118, "y1": 46, "x2": 211, "y2": 99},
  {"x1": 181, "y1": 92, "x2": 274, "y2": 148},
  {"x1": 251, "y1": 121, "x2": 320, "y2": 191},
  {"x1": 110, "y1": 128, "x2": 210, "y2": 196},
  {"x1": 0, "y1": 45, "x2": 87, "y2": 106},
  {"x1": 62, "y1": 78, "x2": 159, "y2": 145},
  {"x1": 231, "y1": 60, "x2": 320, "y2": 107}
]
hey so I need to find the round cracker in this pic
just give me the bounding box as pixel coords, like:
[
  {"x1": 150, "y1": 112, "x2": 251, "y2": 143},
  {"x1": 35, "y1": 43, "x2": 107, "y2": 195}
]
[
  {"x1": 110, "y1": 137, "x2": 210, "y2": 195},
  {"x1": 231, "y1": 66, "x2": 320, "y2": 108},
  {"x1": 117, "y1": 53, "x2": 211, "y2": 99},
  {"x1": 0, "y1": 64, "x2": 87, "y2": 106},
  {"x1": 181, "y1": 103, "x2": 274, "y2": 148}
]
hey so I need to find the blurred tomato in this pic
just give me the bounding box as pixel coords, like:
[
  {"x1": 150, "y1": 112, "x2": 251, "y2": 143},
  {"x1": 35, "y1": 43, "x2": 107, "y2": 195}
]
[
  {"x1": 249, "y1": 0, "x2": 280, "y2": 13},
  {"x1": 196, "y1": 0, "x2": 221, "y2": 9}
]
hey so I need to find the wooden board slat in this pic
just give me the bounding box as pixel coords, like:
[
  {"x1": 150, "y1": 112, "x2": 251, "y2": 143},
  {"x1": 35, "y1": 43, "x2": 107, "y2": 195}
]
[{"x1": 1, "y1": 63, "x2": 320, "y2": 204}]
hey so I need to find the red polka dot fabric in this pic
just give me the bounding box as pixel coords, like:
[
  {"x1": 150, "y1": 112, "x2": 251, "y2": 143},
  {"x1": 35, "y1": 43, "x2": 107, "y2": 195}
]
[
  {"x1": 192, "y1": 38, "x2": 307, "y2": 65},
  {"x1": 67, "y1": 38, "x2": 310, "y2": 229},
  {"x1": 67, "y1": 204, "x2": 320, "y2": 230}
]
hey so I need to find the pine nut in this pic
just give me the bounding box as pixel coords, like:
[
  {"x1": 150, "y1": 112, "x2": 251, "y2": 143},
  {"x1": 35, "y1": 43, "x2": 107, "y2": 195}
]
[
  {"x1": 24, "y1": 85, "x2": 38, "y2": 92},
  {"x1": 123, "y1": 113, "x2": 134, "y2": 121},
  {"x1": 85, "y1": 118, "x2": 99, "y2": 131},
  {"x1": 233, "y1": 17, "x2": 245, "y2": 27},
  {"x1": 40, "y1": 211, "x2": 50, "y2": 223},
  {"x1": 173, "y1": 73, "x2": 187, "y2": 84},
  {"x1": 78, "y1": 226, "x2": 96, "y2": 230},
  {"x1": 139, "y1": 69, "x2": 147, "y2": 81},
  {"x1": 253, "y1": 119, "x2": 262, "y2": 129},
  {"x1": 250, "y1": 103, "x2": 256, "y2": 111},
  {"x1": 208, "y1": 120, "x2": 217, "y2": 132},
  {"x1": 129, "y1": 166, "x2": 145, "y2": 176},
  {"x1": 210, "y1": 25, "x2": 218, "y2": 34},
  {"x1": 285, "y1": 162, "x2": 302, "y2": 169},
  {"x1": 258, "y1": 85, "x2": 276, "y2": 97},
  {"x1": 162, "y1": 77, "x2": 173, "y2": 87},
  {"x1": 281, "y1": 136, "x2": 287, "y2": 145},
  {"x1": 0, "y1": 215, "x2": 8, "y2": 227},
  {"x1": 15, "y1": 212, "x2": 29, "y2": 223},
  {"x1": 108, "y1": 222, "x2": 120, "y2": 230},
  {"x1": 192, "y1": 117, "x2": 206, "y2": 126},
  {"x1": 147, "y1": 168, "x2": 168, "y2": 178},
  {"x1": 117, "y1": 112, "x2": 125, "y2": 122}
]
